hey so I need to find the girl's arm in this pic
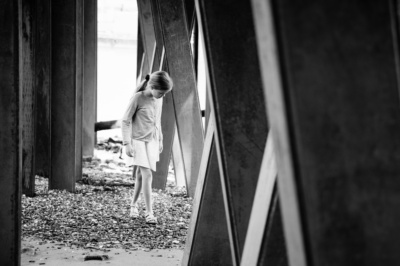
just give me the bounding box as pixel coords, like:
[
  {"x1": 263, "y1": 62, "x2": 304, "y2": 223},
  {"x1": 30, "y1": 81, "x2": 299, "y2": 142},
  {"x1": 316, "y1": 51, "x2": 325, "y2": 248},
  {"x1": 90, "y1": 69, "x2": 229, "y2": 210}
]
[
  {"x1": 157, "y1": 99, "x2": 164, "y2": 153},
  {"x1": 121, "y1": 93, "x2": 139, "y2": 145}
]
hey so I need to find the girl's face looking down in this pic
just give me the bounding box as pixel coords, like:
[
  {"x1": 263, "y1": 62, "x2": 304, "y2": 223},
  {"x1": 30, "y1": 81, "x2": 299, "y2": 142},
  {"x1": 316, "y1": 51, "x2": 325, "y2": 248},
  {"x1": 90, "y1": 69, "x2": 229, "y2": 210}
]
[{"x1": 151, "y1": 89, "x2": 168, "y2": 99}]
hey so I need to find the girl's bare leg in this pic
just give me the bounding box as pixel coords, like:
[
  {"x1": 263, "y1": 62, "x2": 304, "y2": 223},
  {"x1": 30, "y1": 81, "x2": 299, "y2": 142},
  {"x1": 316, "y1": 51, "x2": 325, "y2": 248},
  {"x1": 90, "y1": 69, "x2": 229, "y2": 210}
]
[
  {"x1": 131, "y1": 166, "x2": 142, "y2": 207},
  {"x1": 139, "y1": 166, "x2": 153, "y2": 215}
]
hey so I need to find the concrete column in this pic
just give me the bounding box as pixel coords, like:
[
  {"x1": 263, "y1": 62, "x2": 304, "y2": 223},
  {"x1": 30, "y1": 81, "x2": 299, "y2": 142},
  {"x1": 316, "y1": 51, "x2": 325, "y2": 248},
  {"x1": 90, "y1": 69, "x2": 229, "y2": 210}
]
[
  {"x1": 0, "y1": 0, "x2": 21, "y2": 264},
  {"x1": 83, "y1": 0, "x2": 97, "y2": 157},
  {"x1": 51, "y1": 0, "x2": 84, "y2": 191},
  {"x1": 254, "y1": 0, "x2": 400, "y2": 265},
  {"x1": 158, "y1": 0, "x2": 204, "y2": 197},
  {"x1": 196, "y1": 0, "x2": 268, "y2": 263},
  {"x1": 35, "y1": 0, "x2": 51, "y2": 178}
]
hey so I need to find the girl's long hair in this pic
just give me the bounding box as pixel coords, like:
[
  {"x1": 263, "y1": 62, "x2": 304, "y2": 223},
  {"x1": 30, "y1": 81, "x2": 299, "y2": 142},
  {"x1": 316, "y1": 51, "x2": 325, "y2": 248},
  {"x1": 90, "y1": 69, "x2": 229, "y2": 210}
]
[{"x1": 136, "y1": 71, "x2": 173, "y2": 93}]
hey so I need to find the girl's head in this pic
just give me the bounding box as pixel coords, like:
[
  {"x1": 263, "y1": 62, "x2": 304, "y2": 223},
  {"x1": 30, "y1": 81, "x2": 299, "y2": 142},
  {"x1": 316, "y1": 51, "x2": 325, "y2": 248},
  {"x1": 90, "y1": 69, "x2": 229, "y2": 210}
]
[{"x1": 137, "y1": 71, "x2": 173, "y2": 98}]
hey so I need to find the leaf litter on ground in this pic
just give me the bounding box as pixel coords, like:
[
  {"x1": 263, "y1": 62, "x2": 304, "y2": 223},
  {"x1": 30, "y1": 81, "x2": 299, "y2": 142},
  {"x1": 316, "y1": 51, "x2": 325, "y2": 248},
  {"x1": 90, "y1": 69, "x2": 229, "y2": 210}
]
[{"x1": 22, "y1": 146, "x2": 192, "y2": 252}]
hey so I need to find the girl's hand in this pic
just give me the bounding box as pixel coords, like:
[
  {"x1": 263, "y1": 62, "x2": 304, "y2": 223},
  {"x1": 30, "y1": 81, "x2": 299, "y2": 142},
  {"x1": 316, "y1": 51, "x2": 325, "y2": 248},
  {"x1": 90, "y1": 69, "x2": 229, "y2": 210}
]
[{"x1": 125, "y1": 143, "x2": 133, "y2": 157}]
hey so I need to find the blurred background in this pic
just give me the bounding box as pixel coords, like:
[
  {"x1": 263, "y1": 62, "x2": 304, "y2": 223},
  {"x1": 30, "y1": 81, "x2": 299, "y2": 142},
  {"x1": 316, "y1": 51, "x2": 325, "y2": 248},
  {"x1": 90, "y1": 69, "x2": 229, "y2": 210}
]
[{"x1": 97, "y1": 0, "x2": 138, "y2": 140}]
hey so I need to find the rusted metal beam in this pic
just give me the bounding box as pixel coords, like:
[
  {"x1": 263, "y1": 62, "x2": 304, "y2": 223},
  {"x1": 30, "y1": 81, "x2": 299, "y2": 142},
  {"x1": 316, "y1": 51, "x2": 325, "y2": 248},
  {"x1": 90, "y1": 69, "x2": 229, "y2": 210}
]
[
  {"x1": 241, "y1": 134, "x2": 285, "y2": 266},
  {"x1": 257, "y1": 190, "x2": 288, "y2": 266},
  {"x1": 146, "y1": 1, "x2": 176, "y2": 190},
  {"x1": 158, "y1": 0, "x2": 204, "y2": 197},
  {"x1": 136, "y1": 22, "x2": 143, "y2": 79},
  {"x1": 21, "y1": 0, "x2": 37, "y2": 197},
  {"x1": 183, "y1": 118, "x2": 233, "y2": 266},
  {"x1": 83, "y1": 0, "x2": 97, "y2": 157},
  {"x1": 137, "y1": 0, "x2": 155, "y2": 77},
  {"x1": 35, "y1": 0, "x2": 51, "y2": 178},
  {"x1": 0, "y1": 0, "x2": 21, "y2": 263},
  {"x1": 255, "y1": 0, "x2": 400, "y2": 265},
  {"x1": 196, "y1": 0, "x2": 268, "y2": 263},
  {"x1": 51, "y1": 0, "x2": 84, "y2": 191}
]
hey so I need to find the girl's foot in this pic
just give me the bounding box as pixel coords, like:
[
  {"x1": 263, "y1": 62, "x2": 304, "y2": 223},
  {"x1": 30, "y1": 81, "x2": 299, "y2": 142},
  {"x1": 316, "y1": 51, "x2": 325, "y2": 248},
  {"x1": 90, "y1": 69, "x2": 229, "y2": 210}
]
[
  {"x1": 130, "y1": 205, "x2": 139, "y2": 218},
  {"x1": 145, "y1": 213, "x2": 157, "y2": 224}
]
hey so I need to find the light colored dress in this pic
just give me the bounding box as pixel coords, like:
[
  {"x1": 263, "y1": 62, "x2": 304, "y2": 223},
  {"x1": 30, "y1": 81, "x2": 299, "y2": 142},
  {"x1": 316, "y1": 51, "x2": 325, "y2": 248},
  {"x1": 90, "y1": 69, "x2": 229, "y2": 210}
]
[{"x1": 121, "y1": 91, "x2": 163, "y2": 171}]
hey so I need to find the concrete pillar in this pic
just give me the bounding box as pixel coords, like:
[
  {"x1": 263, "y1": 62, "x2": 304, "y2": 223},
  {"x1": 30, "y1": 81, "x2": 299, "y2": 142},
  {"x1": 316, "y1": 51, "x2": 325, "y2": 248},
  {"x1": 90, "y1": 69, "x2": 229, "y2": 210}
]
[
  {"x1": 51, "y1": 0, "x2": 84, "y2": 191},
  {"x1": 35, "y1": 0, "x2": 51, "y2": 178},
  {"x1": 158, "y1": 0, "x2": 204, "y2": 197},
  {"x1": 21, "y1": 0, "x2": 37, "y2": 196},
  {"x1": 83, "y1": 0, "x2": 97, "y2": 157},
  {"x1": 196, "y1": 0, "x2": 268, "y2": 263},
  {"x1": 254, "y1": 0, "x2": 400, "y2": 265},
  {"x1": 0, "y1": 0, "x2": 21, "y2": 264}
]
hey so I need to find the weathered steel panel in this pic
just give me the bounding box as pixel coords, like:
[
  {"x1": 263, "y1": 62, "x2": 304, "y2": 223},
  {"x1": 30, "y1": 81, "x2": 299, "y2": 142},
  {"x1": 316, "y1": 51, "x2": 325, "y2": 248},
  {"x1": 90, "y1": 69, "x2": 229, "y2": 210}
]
[
  {"x1": 0, "y1": 0, "x2": 21, "y2": 264},
  {"x1": 51, "y1": 0, "x2": 83, "y2": 191},
  {"x1": 21, "y1": 0, "x2": 36, "y2": 196},
  {"x1": 197, "y1": 0, "x2": 268, "y2": 261},
  {"x1": 257, "y1": 192, "x2": 288, "y2": 266},
  {"x1": 35, "y1": 0, "x2": 51, "y2": 178},
  {"x1": 158, "y1": 0, "x2": 204, "y2": 197},
  {"x1": 148, "y1": 1, "x2": 176, "y2": 190},
  {"x1": 257, "y1": 0, "x2": 400, "y2": 265},
  {"x1": 137, "y1": 0, "x2": 156, "y2": 76},
  {"x1": 83, "y1": 0, "x2": 97, "y2": 157},
  {"x1": 187, "y1": 142, "x2": 233, "y2": 266}
]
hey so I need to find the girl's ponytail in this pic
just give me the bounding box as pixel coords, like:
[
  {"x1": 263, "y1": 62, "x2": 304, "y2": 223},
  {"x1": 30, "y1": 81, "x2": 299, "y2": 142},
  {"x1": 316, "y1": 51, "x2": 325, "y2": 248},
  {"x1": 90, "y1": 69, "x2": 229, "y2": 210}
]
[
  {"x1": 136, "y1": 74, "x2": 150, "y2": 92},
  {"x1": 137, "y1": 71, "x2": 173, "y2": 93}
]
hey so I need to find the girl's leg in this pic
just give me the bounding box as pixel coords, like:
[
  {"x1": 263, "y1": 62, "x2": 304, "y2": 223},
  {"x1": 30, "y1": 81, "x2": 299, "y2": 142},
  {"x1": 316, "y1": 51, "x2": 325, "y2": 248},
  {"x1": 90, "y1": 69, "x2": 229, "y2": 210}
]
[
  {"x1": 139, "y1": 166, "x2": 153, "y2": 215},
  {"x1": 131, "y1": 166, "x2": 142, "y2": 206}
]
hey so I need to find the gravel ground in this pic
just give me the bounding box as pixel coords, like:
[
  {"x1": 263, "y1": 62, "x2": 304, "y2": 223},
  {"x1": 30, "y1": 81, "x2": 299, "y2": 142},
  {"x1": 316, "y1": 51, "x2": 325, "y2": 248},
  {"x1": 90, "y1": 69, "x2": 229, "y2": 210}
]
[{"x1": 22, "y1": 150, "x2": 192, "y2": 252}]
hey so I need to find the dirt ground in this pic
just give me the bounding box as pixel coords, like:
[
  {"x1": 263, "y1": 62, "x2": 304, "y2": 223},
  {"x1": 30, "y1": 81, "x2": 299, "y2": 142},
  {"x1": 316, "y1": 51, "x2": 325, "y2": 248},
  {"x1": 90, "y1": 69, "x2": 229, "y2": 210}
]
[{"x1": 22, "y1": 237, "x2": 184, "y2": 266}]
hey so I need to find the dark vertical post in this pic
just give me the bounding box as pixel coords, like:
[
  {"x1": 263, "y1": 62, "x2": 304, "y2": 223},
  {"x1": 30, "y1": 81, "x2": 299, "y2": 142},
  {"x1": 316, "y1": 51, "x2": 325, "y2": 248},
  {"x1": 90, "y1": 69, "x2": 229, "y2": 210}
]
[
  {"x1": 185, "y1": 0, "x2": 195, "y2": 30},
  {"x1": 150, "y1": 0, "x2": 163, "y2": 72},
  {"x1": 21, "y1": 0, "x2": 36, "y2": 196},
  {"x1": 186, "y1": 143, "x2": 233, "y2": 266},
  {"x1": 0, "y1": 0, "x2": 21, "y2": 264},
  {"x1": 136, "y1": 23, "x2": 143, "y2": 79},
  {"x1": 196, "y1": 0, "x2": 268, "y2": 263},
  {"x1": 51, "y1": 0, "x2": 83, "y2": 191},
  {"x1": 257, "y1": 192, "x2": 288, "y2": 266},
  {"x1": 255, "y1": 0, "x2": 400, "y2": 265},
  {"x1": 75, "y1": 0, "x2": 83, "y2": 181},
  {"x1": 137, "y1": 0, "x2": 156, "y2": 69},
  {"x1": 150, "y1": 0, "x2": 176, "y2": 190},
  {"x1": 35, "y1": 0, "x2": 51, "y2": 178},
  {"x1": 241, "y1": 135, "x2": 287, "y2": 265},
  {"x1": 158, "y1": 0, "x2": 204, "y2": 197},
  {"x1": 83, "y1": 0, "x2": 97, "y2": 157}
]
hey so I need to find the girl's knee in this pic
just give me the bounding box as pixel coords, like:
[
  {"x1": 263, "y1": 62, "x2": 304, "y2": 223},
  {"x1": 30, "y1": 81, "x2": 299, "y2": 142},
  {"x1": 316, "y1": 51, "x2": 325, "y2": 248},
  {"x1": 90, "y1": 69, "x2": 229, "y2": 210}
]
[{"x1": 139, "y1": 167, "x2": 152, "y2": 177}]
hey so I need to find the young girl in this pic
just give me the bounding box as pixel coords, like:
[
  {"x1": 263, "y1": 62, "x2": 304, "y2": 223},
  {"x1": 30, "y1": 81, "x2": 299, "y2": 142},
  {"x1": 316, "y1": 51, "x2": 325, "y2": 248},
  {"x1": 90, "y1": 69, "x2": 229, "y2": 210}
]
[{"x1": 122, "y1": 71, "x2": 173, "y2": 224}]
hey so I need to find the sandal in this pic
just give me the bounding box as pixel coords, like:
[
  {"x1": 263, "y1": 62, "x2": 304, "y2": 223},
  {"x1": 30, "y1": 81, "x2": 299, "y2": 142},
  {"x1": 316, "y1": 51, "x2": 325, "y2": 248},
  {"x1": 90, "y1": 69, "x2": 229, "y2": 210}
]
[
  {"x1": 130, "y1": 205, "x2": 139, "y2": 218},
  {"x1": 145, "y1": 213, "x2": 157, "y2": 224}
]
